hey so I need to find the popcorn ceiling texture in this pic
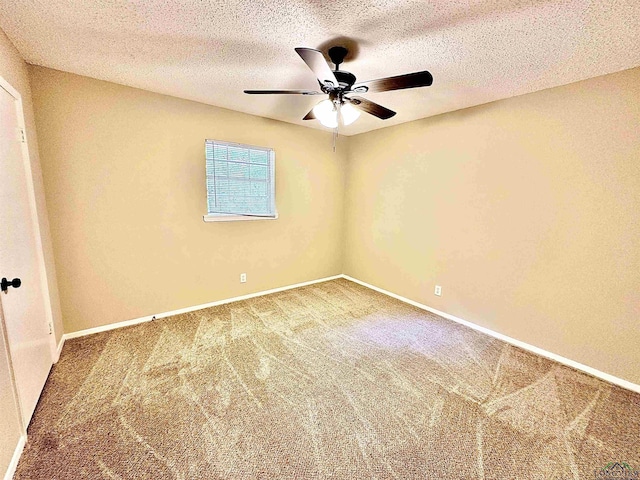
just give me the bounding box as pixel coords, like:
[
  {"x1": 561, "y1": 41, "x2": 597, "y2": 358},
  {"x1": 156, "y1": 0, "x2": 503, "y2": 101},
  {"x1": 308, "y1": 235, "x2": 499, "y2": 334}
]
[{"x1": 0, "y1": 0, "x2": 639, "y2": 136}]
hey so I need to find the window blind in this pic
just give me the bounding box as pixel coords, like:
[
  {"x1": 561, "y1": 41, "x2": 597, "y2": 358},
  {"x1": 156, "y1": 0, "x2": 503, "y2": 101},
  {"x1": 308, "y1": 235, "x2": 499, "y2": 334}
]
[{"x1": 205, "y1": 140, "x2": 275, "y2": 217}]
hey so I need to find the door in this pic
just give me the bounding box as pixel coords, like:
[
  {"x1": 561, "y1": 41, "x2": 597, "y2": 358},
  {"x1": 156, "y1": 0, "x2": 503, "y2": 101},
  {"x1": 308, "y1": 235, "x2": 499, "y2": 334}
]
[{"x1": 0, "y1": 83, "x2": 52, "y2": 427}]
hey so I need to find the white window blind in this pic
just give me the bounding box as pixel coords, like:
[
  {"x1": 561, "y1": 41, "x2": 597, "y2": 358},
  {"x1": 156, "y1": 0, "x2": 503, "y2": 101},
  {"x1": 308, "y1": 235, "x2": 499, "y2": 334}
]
[{"x1": 205, "y1": 140, "x2": 276, "y2": 218}]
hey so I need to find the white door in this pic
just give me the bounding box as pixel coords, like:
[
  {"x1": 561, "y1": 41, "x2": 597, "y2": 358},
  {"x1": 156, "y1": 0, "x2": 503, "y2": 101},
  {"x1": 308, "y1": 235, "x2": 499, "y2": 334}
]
[{"x1": 0, "y1": 83, "x2": 52, "y2": 427}]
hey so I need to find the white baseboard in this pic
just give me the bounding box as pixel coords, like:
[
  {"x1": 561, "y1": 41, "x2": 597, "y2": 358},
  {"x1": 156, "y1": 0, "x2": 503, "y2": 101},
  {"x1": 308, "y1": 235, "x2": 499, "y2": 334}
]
[
  {"x1": 59, "y1": 272, "x2": 639, "y2": 394},
  {"x1": 53, "y1": 337, "x2": 64, "y2": 363},
  {"x1": 342, "y1": 274, "x2": 640, "y2": 394},
  {"x1": 63, "y1": 274, "x2": 343, "y2": 341},
  {"x1": 4, "y1": 435, "x2": 26, "y2": 480}
]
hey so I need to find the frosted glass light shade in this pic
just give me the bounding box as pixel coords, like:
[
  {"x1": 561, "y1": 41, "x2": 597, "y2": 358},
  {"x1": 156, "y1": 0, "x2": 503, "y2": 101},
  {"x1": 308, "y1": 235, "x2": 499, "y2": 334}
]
[
  {"x1": 313, "y1": 99, "x2": 338, "y2": 128},
  {"x1": 340, "y1": 102, "x2": 360, "y2": 126}
]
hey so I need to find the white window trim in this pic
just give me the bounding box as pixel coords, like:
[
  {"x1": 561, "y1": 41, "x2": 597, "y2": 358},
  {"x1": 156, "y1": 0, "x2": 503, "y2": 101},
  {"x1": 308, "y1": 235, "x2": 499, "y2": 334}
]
[
  {"x1": 204, "y1": 140, "x2": 277, "y2": 222},
  {"x1": 203, "y1": 212, "x2": 279, "y2": 222}
]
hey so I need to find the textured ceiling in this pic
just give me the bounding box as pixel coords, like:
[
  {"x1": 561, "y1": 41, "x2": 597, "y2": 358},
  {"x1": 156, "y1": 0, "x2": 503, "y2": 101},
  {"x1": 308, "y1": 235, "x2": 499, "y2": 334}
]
[{"x1": 1, "y1": 0, "x2": 639, "y2": 136}]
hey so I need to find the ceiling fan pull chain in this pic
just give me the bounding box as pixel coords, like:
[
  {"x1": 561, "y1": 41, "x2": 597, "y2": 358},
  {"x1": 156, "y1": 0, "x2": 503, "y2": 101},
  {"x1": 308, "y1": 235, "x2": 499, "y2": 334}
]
[{"x1": 332, "y1": 103, "x2": 341, "y2": 152}]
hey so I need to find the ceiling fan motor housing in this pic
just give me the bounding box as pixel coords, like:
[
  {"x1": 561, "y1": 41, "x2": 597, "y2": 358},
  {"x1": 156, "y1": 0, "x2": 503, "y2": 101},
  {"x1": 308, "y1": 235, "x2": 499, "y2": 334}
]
[
  {"x1": 334, "y1": 70, "x2": 356, "y2": 88},
  {"x1": 327, "y1": 46, "x2": 356, "y2": 91}
]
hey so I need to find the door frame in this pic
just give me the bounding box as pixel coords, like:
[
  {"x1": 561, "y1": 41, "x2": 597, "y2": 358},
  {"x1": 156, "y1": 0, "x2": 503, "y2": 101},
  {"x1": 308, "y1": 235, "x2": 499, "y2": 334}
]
[
  {"x1": 0, "y1": 300, "x2": 27, "y2": 437},
  {"x1": 0, "y1": 74, "x2": 58, "y2": 396}
]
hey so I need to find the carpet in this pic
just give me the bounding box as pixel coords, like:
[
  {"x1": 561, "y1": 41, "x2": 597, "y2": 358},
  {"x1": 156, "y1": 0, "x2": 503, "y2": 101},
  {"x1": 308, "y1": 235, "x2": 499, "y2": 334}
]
[{"x1": 14, "y1": 278, "x2": 640, "y2": 479}]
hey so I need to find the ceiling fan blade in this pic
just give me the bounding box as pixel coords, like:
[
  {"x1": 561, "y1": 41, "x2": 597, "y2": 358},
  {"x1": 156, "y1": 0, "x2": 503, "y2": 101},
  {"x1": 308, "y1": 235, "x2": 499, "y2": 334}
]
[
  {"x1": 347, "y1": 96, "x2": 396, "y2": 120},
  {"x1": 302, "y1": 108, "x2": 316, "y2": 120},
  {"x1": 244, "y1": 89, "x2": 322, "y2": 95},
  {"x1": 295, "y1": 47, "x2": 339, "y2": 88},
  {"x1": 352, "y1": 70, "x2": 433, "y2": 93}
]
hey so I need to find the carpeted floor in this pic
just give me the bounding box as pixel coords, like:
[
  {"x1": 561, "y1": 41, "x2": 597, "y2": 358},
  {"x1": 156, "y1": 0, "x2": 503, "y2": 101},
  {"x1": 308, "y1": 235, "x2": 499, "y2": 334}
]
[{"x1": 15, "y1": 278, "x2": 640, "y2": 479}]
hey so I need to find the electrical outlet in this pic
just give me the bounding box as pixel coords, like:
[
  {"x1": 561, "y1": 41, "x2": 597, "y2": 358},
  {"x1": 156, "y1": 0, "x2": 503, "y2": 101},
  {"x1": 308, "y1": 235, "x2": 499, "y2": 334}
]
[
  {"x1": 240, "y1": 273, "x2": 247, "y2": 283},
  {"x1": 434, "y1": 285, "x2": 442, "y2": 296}
]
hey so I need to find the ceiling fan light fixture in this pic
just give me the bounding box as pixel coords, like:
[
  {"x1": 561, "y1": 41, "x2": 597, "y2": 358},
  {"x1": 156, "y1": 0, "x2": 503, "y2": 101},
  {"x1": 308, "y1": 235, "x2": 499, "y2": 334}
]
[
  {"x1": 313, "y1": 99, "x2": 338, "y2": 128},
  {"x1": 340, "y1": 102, "x2": 360, "y2": 126}
]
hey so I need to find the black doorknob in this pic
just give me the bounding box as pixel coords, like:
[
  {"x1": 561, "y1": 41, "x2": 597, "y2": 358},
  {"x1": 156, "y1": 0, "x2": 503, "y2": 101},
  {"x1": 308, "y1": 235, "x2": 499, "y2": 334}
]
[{"x1": 1, "y1": 277, "x2": 21, "y2": 293}]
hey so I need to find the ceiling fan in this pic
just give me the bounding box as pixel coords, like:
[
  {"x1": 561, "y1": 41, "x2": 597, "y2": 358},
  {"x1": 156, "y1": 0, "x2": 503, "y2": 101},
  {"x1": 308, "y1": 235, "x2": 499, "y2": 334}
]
[{"x1": 244, "y1": 46, "x2": 433, "y2": 128}]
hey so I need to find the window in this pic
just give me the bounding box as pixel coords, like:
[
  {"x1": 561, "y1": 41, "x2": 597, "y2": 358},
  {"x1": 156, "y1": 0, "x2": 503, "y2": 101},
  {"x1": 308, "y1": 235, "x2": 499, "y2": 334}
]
[{"x1": 203, "y1": 140, "x2": 277, "y2": 222}]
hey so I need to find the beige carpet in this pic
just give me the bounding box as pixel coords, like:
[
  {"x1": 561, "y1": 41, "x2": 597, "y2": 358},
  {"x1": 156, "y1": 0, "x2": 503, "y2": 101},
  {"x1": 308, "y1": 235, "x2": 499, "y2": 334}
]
[{"x1": 15, "y1": 278, "x2": 640, "y2": 479}]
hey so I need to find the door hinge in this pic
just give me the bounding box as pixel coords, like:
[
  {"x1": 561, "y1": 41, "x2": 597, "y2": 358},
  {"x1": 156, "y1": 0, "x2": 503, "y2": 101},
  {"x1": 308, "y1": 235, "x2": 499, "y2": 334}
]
[
  {"x1": 18, "y1": 128, "x2": 26, "y2": 143},
  {"x1": 48, "y1": 322, "x2": 53, "y2": 335}
]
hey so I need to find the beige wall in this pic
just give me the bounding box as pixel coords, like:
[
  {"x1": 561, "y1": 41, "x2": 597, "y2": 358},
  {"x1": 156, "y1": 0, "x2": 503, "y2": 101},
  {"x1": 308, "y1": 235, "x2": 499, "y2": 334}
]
[
  {"x1": 344, "y1": 67, "x2": 640, "y2": 385},
  {"x1": 29, "y1": 66, "x2": 346, "y2": 334},
  {"x1": 27, "y1": 63, "x2": 640, "y2": 386}
]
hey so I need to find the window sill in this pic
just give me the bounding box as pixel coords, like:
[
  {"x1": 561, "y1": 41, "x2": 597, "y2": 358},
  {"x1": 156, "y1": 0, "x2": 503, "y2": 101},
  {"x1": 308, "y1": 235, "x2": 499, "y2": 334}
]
[{"x1": 203, "y1": 213, "x2": 279, "y2": 222}]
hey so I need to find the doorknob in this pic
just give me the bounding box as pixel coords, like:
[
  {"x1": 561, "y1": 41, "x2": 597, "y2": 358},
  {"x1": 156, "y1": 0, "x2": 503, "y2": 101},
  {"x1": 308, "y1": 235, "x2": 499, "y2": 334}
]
[{"x1": 1, "y1": 277, "x2": 21, "y2": 293}]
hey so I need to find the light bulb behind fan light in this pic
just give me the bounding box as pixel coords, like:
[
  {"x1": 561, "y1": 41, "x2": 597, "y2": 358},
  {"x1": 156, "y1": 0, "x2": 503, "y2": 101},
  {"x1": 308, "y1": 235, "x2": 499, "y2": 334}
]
[
  {"x1": 340, "y1": 102, "x2": 360, "y2": 126},
  {"x1": 313, "y1": 99, "x2": 338, "y2": 128}
]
